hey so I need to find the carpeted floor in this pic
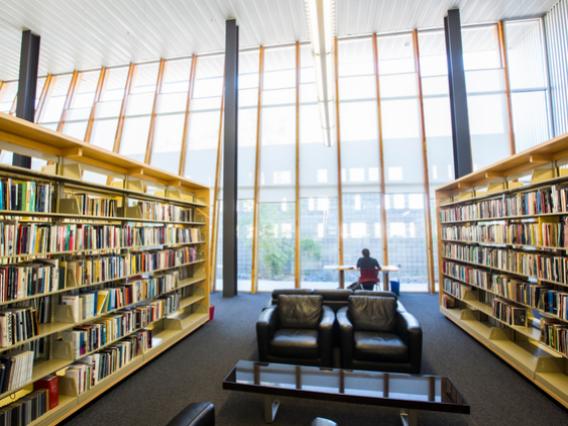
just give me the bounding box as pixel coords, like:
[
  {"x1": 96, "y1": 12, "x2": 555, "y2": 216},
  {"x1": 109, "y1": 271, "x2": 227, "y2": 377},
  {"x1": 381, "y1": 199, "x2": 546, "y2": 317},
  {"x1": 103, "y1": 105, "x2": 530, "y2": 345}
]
[{"x1": 62, "y1": 292, "x2": 567, "y2": 426}]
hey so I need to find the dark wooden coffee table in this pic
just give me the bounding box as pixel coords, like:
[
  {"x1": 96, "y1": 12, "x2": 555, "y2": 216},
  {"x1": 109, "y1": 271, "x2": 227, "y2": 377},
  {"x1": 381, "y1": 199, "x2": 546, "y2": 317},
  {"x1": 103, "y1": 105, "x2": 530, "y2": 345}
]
[{"x1": 223, "y1": 360, "x2": 469, "y2": 425}]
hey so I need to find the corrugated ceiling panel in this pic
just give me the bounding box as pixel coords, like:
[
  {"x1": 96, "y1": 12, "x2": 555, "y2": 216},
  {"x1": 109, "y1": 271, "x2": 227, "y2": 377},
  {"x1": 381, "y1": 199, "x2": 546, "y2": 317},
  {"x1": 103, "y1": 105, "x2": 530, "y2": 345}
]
[
  {"x1": 0, "y1": 0, "x2": 558, "y2": 81},
  {"x1": 0, "y1": 0, "x2": 308, "y2": 80},
  {"x1": 337, "y1": 0, "x2": 557, "y2": 36}
]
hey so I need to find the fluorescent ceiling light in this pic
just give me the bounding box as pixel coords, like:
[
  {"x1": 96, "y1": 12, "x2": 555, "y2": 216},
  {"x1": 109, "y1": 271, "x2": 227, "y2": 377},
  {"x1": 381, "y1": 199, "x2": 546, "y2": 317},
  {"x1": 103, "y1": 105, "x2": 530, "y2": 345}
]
[{"x1": 304, "y1": 0, "x2": 336, "y2": 147}]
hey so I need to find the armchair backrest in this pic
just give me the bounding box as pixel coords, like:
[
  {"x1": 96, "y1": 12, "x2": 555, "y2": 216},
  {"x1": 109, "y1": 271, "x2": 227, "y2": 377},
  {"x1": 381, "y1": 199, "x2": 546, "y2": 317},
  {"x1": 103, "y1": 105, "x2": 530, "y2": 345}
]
[
  {"x1": 348, "y1": 295, "x2": 396, "y2": 332},
  {"x1": 277, "y1": 295, "x2": 323, "y2": 329}
]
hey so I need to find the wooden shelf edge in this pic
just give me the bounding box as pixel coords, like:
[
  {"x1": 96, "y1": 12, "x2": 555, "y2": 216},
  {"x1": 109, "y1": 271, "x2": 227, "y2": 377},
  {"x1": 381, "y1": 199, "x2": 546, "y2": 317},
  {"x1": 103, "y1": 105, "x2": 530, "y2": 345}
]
[
  {"x1": 440, "y1": 307, "x2": 568, "y2": 409},
  {"x1": 29, "y1": 313, "x2": 209, "y2": 426}
]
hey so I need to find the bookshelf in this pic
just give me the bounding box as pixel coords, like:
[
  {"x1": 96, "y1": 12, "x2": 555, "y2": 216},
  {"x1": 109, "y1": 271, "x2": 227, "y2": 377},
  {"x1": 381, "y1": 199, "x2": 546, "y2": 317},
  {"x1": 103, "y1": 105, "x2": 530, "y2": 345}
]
[
  {"x1": 0, "y1": 113, "x2": 210, "y2": 425},
  {"x1": 436, "y1": 133, "x2": 568, "y2": 408}
]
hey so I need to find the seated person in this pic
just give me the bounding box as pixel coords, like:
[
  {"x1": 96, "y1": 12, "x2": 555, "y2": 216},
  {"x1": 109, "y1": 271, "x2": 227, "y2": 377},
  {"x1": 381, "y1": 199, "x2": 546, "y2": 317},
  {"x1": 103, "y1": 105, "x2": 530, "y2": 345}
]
[{"x1": 354, "y1": 248, "x2": 381, "y2": 290}]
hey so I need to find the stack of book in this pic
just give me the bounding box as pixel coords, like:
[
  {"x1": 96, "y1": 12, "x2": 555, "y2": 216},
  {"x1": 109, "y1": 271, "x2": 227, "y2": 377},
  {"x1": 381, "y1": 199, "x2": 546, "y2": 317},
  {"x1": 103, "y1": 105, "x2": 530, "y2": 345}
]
[
  {"x1": 0, "y1": 261, "x2": 61, "y2": 302},
  {"x1": 540, "y1": 319, "x2": 568, "y2": 356},
  {"x1": 49, "y1": 224, "x2": 122, "y2": 253},
  {"x1": 72, "y1": 193, "x2": 118, "y2": 217},
  {"x1": 442, "y1": 261, "x2": 490, "y2": 289},
  {"x1": 0, "y1": 309, "x2": 39, "y2": 347},
  {"x1": 492, "y1": 298, "x2": 527, "y2": 326},
  {"x1": 0, "y1": 179, "x2": 53, "y2": 213},
  {"x1": 0, "y1": 223, "x2": 50, "y2": 257},
  {"x1": 66, "y1": 256, "x2": 127, "y2": 287},
  {"x1": 0, "y1": 350, "x2": 34, "y2": 392},
  {"x1": 0, "y1": 388, "x2": 48, "y2": 425}
]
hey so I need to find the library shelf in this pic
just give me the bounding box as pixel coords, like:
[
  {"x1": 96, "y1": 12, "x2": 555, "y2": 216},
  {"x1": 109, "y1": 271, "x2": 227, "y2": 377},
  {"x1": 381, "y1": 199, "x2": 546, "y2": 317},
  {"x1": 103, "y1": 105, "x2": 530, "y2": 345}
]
[
  {"x1": 436, "y1": 131, "x2": 568, "y2": 408},
  {"x1": 0, "y1": 112, "x2": 211, "y2": 424}
]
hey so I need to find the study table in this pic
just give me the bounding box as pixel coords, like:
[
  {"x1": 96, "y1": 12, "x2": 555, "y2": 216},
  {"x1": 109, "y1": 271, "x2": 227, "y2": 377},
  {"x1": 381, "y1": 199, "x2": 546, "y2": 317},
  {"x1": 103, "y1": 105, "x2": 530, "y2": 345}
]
[{"x1": 323, "y1": 264, "x2": 400, "y2": 290}]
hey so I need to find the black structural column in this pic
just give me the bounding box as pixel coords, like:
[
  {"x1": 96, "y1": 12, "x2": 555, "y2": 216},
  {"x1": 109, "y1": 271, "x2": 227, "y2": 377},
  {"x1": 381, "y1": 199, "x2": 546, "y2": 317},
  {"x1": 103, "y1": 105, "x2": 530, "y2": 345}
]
[
  {"x1": 222, "y1": 20, "x2": 239, "y2": 297},
  {"x1": 444, "y1": 9, "x2": 473, "y2": 178},
  {"x1": 13, "y1": 30, "x2": 41, "y2": 168}
]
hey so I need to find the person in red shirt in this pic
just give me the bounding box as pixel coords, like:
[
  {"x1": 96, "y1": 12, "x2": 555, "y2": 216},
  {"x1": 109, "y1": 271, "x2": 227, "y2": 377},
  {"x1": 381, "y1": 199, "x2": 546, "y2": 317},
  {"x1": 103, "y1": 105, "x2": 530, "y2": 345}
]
[{"x1": 356, "y1": 248, "x2": 381, "y2": 290}]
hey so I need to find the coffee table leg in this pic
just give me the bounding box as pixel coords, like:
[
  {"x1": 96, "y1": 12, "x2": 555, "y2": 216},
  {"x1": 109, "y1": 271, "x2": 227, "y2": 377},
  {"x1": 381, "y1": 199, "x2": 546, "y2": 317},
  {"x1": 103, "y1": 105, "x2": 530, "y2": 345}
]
[
  {"x1": 264, "y1": 397, "x2": 280, "y2": 423},
  {"x1": 400, "y1": 409, "x2": 417, "y2": 426}
]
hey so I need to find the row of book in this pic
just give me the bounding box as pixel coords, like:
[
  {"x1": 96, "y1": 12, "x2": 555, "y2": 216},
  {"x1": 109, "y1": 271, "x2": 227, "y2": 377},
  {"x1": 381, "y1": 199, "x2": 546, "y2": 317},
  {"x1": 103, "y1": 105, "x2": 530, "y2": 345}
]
[
  {"x1": 444, "y1": 243, "x2": 568, "y2": 284},
  {"x1": 60, "y1": 274, "x2": 178, "y2": 322},
  {"x1": 492, "y1": 297, "x2": 528, "y2": 326},
  {"x1": 134, "y1": 201, "x2": 194, "y2": 222},
  {"x1": 540, "y1": 320, "x2": 568, "y2": 356},
  {"x1": 0, "y1": 261, "x2": 61, "y2": 303},
  {"x1": 0, "y1": 350, "x2": 34, "y2": 393},
  {"x1": 0, "y1": 179, "x2": 53, "y2": 213},
  {"x1": 71, "y1": 193, "x2": 119, "y2": 217},
  {"x1": 442, "y1": 260, "x2": 490, "y2": 289},
  {"x1": 443, "y1": 279, "x2": 465, "y2": 299},
  {"x1": 65, "y1": 256, "x2": 126, "y2": 287},
  {"x1": 61, "y1": 306, "x2": 157, "y2": 359},
  {"x1": 63, "y1": 329, "x2": 152, "y2": 395},
  {"x1": 128, "y1": 247, "x2": 198, "y2": 275},
  {"x1": 442, "y1": 219, "x2": 568, "y2": 248},
  {"x1": 440, "y1": 185, "x2": 568, "y2": 222},
  {"x1": 0, "y1": 309, "x2": 39, "y2": 348},
  {"x1": 0, "y1": 223, "x2": 203, "y2": 257},
  {"x1": 0, "y1": 388, "x2": 48, "y2": 426},
  {"x1": 122, "y1": 224, "x2": 202, "y2": 247}
]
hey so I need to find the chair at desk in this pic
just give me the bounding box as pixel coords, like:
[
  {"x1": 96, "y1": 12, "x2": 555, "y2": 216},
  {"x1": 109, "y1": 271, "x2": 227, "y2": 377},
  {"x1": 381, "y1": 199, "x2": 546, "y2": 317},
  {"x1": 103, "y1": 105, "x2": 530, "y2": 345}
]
[{"x1": 358, "y1": 268, "x2": 379, "y2": 290}]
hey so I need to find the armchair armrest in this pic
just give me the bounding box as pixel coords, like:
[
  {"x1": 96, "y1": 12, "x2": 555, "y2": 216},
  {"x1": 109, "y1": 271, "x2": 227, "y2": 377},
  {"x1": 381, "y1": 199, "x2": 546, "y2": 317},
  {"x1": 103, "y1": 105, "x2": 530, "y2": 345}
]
[
  {"x1": 337, "y1": 307, "x2": 354, "y2": 368},
  {"x1": 396, "y1": 310, "x2": 422, "y2": 373},
  {"x1": 257, "y1": 306, "x2": 278, "y2": 361},
  {"x1": 318, "y1": 306, "x2": 335, "y2": 367}
]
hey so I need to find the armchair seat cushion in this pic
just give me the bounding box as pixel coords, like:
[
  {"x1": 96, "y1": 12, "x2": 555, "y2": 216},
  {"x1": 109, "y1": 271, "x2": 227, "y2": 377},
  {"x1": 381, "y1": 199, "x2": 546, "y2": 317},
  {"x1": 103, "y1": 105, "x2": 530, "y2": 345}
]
[
  {"x1": 354, "y1": 331, "x2": 408, "y2": 362},
  {"x1": 270, "y1": 329, "x2": 319, "y2": 358}
]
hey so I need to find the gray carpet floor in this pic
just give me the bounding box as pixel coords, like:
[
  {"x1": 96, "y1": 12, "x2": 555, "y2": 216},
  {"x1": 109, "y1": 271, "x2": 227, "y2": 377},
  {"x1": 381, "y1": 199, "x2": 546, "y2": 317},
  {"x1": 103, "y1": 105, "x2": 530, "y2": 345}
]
[{"x1": 62, "y1": 292, "x2": 568, "y2": 426}]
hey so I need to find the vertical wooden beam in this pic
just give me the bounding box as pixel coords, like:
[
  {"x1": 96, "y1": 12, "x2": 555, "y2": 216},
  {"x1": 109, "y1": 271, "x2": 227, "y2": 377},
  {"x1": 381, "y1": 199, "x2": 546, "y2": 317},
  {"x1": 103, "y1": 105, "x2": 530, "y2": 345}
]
[
  {"x1": 112, "y1": 63, "x2": 136, "y2": 153},
  {"x1": 56, "y1": 70, "x2": 80, "y2": 132},
  {"x1": 209, "y1": 77, "x2": 225, "y2": 293},
  {"x1": 333, "y1": 37, "x2": 345, "y2": 287},
  {"x1": 294, "y1": 41, "x2": 301, "y2": 289},
  {"x1": 35, "y1": 74, "x2": 54, "y2": 123},
  {"x1": 372, "y1": 33, "x2": 389, "y2": 288},
  {"x1": 145, "y1": 58, "x2": 167, "y2": 164},
  {"x1": 412, "y1": 29, "x2": 436, "y2": 294},
  {"x1": 251, "y1": 46, "x2": 265, "y2": 294},
  {"x1": 84, "y1": 67, "x2": 108, "y2": 143},
  {"x1": 497, "y1": 21, "x2": 516, "y2": 156},
  {"x1": 179, "y1": 55, "x2": 198, "y2": 176}
]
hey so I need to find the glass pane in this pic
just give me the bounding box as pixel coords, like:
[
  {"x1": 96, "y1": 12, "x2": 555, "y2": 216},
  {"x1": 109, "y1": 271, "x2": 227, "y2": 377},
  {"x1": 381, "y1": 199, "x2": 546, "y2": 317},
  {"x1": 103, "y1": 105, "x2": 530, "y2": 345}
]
[
  {"x1": 184, "y1": 110, "x2": 221, "y2": 186},
  {"x1": 0, "y1": 81, "x2": 18, "y2": 113},
  {"x1": 300, "y1": 45, "x2": 339, "y2": 288},
  {"x1": 39, "y1": 74, "x2": 72, "y2": 123},
  {"x1": 158, "y1": 58, "x2": 191, "y2": 114},
  {"x1": 511, "y1": 91, "x2": 550, "y2": 152},
  {"x1": 505, "y1": 19, "x2": 547, "y2": 90},
  {"x1": 119, "y1": 116, "x2": 151, "y2": 161},
  {"x1": 151, "y1": 113, "x2": 184, "y2": 171},
  {"x1": 126, "y1": 63, "x2": 159, "y2": 116},
  {"x1": 91, "y1": 118, "x2": 118, "y2": 151}
]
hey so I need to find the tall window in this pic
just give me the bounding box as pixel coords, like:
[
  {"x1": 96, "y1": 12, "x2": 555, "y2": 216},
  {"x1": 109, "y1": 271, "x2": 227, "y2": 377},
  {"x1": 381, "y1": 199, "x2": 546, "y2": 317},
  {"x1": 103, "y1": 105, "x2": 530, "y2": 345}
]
[
  {"x1": 505, "y1": 19, "x2": 550, "y2": 152},
  {"x1": 338, "y1": 38, "x2": 383, "y2": 285},
  {"x1": 151, "y1": 57, "x2": 192, "y2": 171},
  {"x1": 61, "y1": 70, "x2": 100, "y2": 139},
  {"x1": 90, "y1": 66, "x2": 130, "y2": 151},
  {"x1": 300, "y1": 45, "x2": 339, "y2": 289},
  {"x1": 378, "y1": 33, "x2": 428, "y2": 290},
  {"x1": 257, "y1": 46, "x2": 296, "y2": 290}
]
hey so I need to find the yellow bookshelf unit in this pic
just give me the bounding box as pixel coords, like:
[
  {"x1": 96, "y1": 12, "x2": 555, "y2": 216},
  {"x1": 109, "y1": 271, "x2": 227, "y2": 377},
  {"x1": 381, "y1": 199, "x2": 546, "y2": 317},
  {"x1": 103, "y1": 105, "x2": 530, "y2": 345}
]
[
  {"x1": 436, "y1": 133, "x2": 568, "y2": 408},
  {"x1": 0, "y1": 113, "x2": 210, "y2": 424}
]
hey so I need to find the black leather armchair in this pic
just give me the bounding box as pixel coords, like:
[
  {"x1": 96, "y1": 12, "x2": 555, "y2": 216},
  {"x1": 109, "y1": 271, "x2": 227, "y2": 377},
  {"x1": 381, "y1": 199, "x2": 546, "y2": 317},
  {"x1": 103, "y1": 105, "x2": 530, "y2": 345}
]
[
  {"x1": 257, "y1": 295, "x2": 335, "y2": 367},
  {"x1": 338, "y1": 295, "x2": 422, "y2": 373},
  {"x1": 166, "y1": 402, "x2": 215, "y2": 426}
]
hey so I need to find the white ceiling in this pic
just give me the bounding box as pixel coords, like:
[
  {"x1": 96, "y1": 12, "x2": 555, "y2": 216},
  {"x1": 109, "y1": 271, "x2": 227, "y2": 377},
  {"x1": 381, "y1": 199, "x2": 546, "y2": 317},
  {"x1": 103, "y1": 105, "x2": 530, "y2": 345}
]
[{"x1": 0, "y1": 0, "x2": 558, "y2": 81}]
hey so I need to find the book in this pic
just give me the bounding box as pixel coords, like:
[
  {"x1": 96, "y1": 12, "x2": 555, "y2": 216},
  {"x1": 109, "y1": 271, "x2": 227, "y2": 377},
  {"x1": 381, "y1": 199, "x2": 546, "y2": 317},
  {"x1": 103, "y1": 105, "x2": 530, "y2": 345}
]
[{"x1": 34, "y1": 374, "x2": 59, "y2": 410}]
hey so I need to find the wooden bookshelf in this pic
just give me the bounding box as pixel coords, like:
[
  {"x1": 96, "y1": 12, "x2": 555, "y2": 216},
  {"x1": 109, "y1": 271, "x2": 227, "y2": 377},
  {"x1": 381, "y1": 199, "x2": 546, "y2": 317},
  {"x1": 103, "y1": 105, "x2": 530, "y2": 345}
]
[
  {"x1": 436, "y1": 132, "x2": 568, "y2": 408},
  {"x1": 0, "y1": 112, "x2": 210, "y2": 424}
]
